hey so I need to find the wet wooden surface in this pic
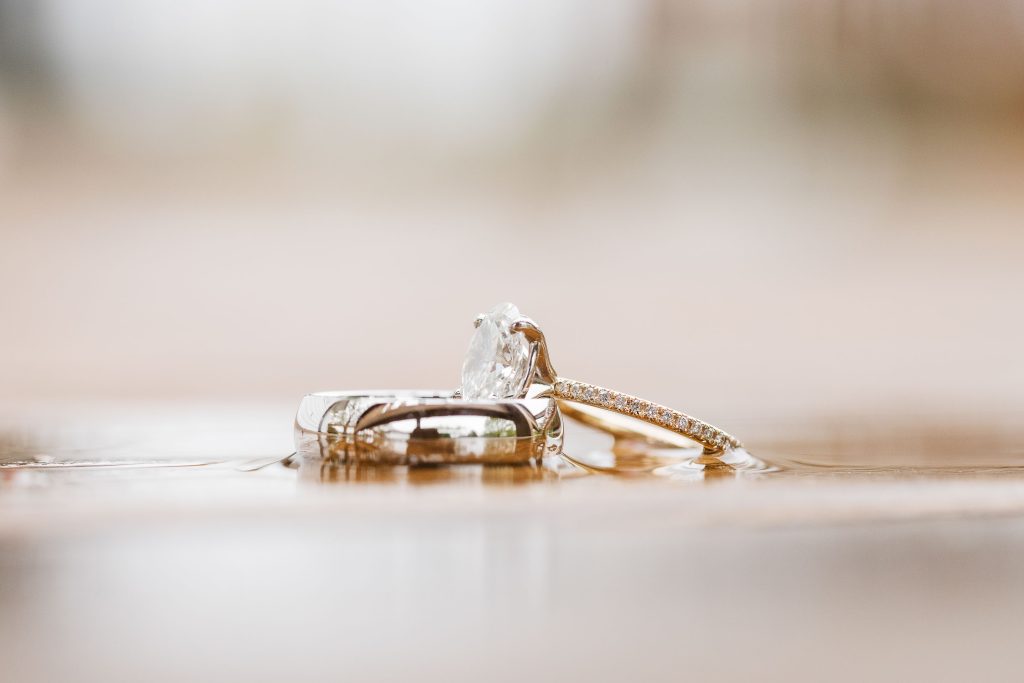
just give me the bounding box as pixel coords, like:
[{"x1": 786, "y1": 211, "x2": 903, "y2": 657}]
[{"x1": 2, "y1": 401, "x2": 1024, "y2": 682}]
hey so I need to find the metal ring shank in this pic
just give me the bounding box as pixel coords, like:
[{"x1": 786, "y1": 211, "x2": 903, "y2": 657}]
[
  {"x1": 294, "y1": 391, "x2": 562, "y2": 465},
  {"x1": 547, "y1": 379, "x2": 740, "y2": 453}
]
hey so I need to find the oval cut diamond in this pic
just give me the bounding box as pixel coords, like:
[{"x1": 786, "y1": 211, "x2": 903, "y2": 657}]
[{"x1": 460, "y1": 303, "x2": 533, "y2": 400}]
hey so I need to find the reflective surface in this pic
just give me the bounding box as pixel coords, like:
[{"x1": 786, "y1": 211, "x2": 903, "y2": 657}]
[
  {"x1": 3, "y1": 402, "x2": 1024, "y2": 681},
  {"x1": 294, "y1": 391, "x2": 561, "y2": 465}
]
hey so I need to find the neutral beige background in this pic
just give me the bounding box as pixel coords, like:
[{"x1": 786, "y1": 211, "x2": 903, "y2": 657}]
[{"x1": 1, "y1": 0, "x2": 1022, "y2": 425}]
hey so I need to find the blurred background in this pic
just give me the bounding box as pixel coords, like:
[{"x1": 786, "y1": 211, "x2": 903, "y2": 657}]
[
  {"x1": 1, "y1": 0, "x2": 1022, "y2": 427},
  {"x1": 3, "y1": 7, "x2": 1024, "y2": 681}
]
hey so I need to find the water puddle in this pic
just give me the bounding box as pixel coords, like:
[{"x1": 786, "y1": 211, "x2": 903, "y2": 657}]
[{"x1": 4, "y1": 407, "x2": 1024, "y2": 490}]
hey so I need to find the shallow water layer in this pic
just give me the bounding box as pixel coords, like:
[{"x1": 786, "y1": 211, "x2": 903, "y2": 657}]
[
  {"x1": 2, "y1": 401, "x2": 1024, "y2": 508},
  {"x1": 3, "y1": 401, "x2": 1023, "y2": 472}
]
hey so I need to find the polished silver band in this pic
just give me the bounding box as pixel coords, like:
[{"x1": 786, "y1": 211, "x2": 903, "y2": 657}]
[{"x1": 294, "y1": 391, "x2": 562, "y2": 465}]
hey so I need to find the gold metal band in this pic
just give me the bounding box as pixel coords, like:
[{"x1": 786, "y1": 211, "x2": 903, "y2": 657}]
[{"x1": 549, "y1": 378, "x2": 740, "y2": 453}]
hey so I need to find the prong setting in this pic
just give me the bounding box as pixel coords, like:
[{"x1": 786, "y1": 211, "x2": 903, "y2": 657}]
[
  {"x1": 510, "y1": 317, "x2": 558, "y2": 385},
  {"x1": 510, "y1": 318, "x2": 542, "y2": 341}
]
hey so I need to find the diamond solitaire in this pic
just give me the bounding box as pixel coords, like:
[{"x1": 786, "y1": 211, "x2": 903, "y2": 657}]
[
  {"x1": 459, "y1": 303, "x2": 742, "y2": 454},
  {"x1": 461, "y1": 303, "x2": 533, "y2": 400}
]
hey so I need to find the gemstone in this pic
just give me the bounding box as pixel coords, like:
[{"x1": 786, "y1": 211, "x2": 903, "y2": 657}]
[
  {"x1": 583, "y1": 386, "x2": 595, "y2": 401},
  {"x1": 460, "y1": 303, "x2": 532, "y2": 400},
  {"x1": 675, "y1": 415, "x2": 689, "y2": 431},
  {"x1": 597, "y1": 389, "x2": 610, "y2": 405},
  {"x1": 614, "y1": 395, "x2": 627, "y2": 411},
  {"x1": 646, "y1": 404, "x2": 658, "y2": 419}
]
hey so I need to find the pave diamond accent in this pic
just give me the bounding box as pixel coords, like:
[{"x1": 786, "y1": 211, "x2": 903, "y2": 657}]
[{"x1": 549, "y1": 378, "x2": 739, "y2": 451}]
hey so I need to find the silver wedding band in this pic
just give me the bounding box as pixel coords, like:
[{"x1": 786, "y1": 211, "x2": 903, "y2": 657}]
[{"x1": 294, "y1": 391, "x2": 562, "y2": 465}]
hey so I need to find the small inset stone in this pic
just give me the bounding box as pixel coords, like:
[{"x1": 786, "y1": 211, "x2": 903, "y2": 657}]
[
  {"x1": 583, "y1": 386, "x2": 596, "y2": 401},
  {"x1": 614, "y1": 395, "x2": 627, "y2": 411},
  {"x1": 597, "y1": 389, "x2": 610, "y2": 405},
  {"x1": 660, "y1": 408, "x2": 674, "y2": 423}
]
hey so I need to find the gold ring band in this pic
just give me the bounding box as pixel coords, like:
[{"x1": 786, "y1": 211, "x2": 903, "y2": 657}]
[{"x1": 549, "y1": 379, "x2": 739, "y2": 452}]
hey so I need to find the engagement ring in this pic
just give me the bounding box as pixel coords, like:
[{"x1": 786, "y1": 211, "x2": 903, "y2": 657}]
[{"x1": 461, "y1": 303, "x2": 741, "y2": 454}]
